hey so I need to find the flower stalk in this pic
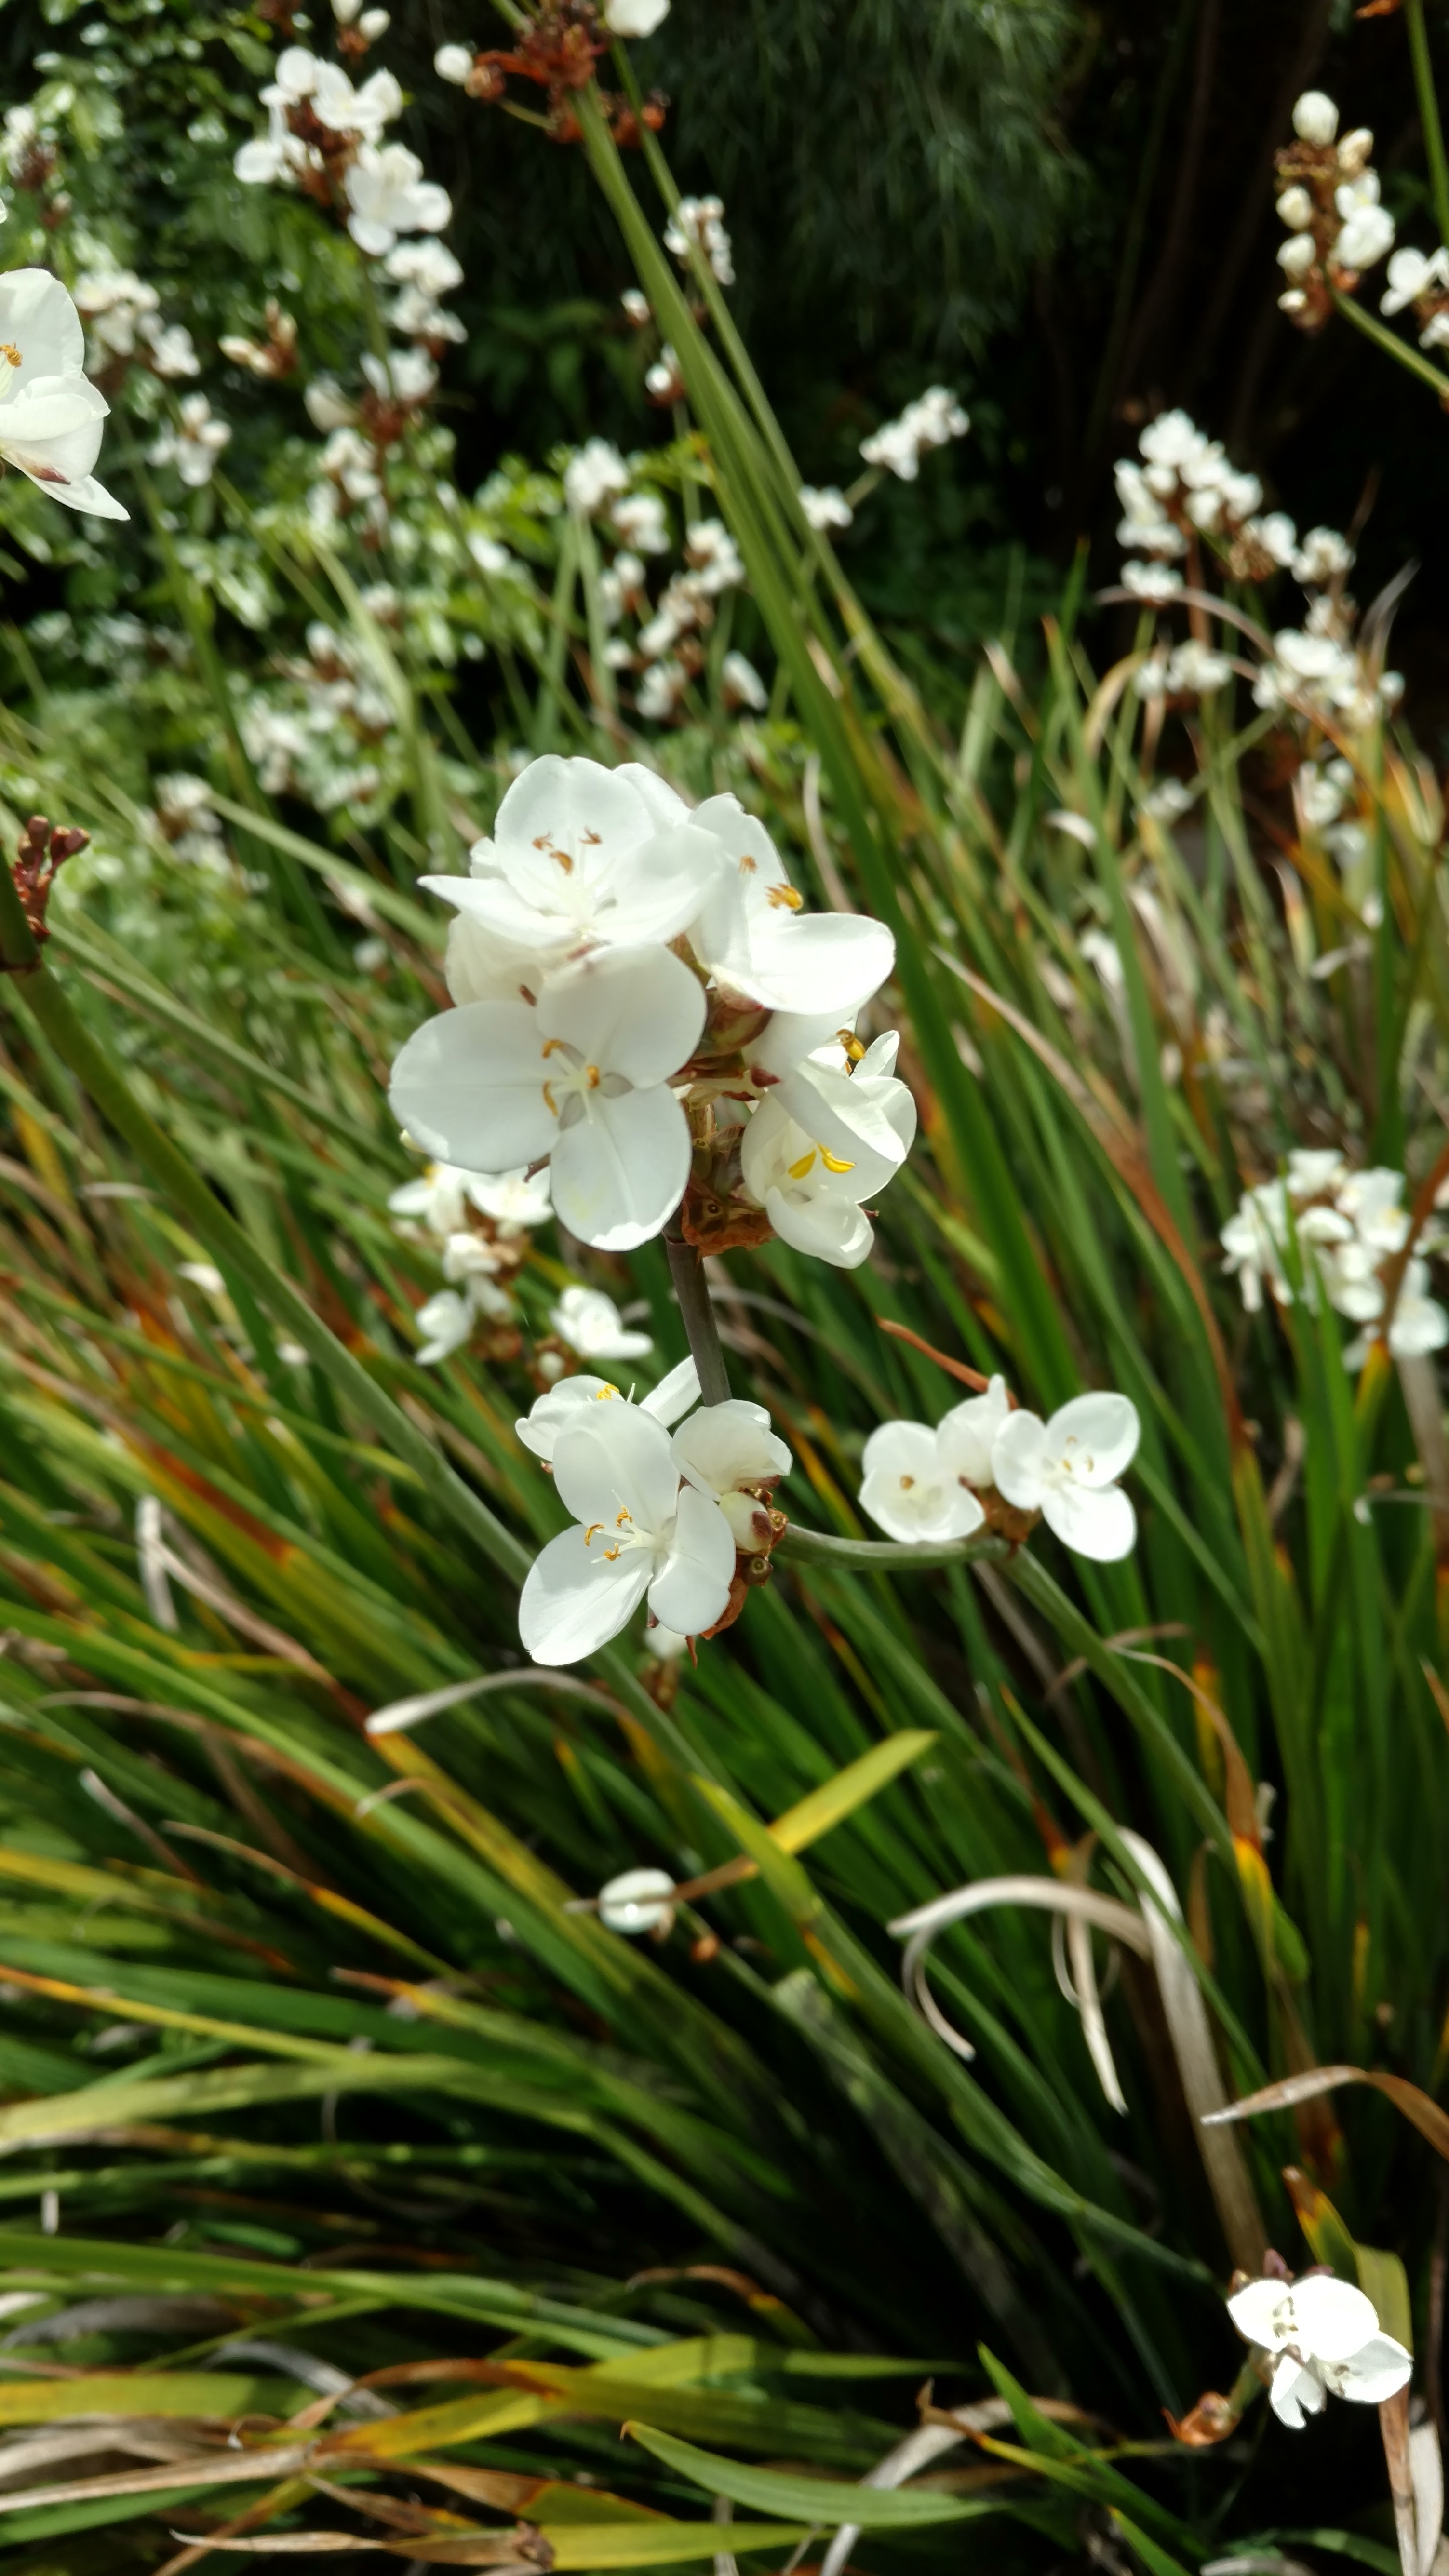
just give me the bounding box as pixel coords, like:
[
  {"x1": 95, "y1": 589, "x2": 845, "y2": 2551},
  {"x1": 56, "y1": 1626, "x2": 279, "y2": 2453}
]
[{"x1": 664, "y1": 1208, "x2": 731, "y2": 1405}]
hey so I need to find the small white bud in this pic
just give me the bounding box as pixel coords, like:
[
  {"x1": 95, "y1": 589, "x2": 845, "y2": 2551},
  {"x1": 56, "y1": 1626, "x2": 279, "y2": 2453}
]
[
  {"x1": 1276, "y1": 184, "x2": 1314, "y2": 230},
  {"x1": 1278, "y1": 288, "x2": 1308, "y2": 313},
  {"x1": 1293, "y1": 90, "x2": 1339, "y2": 147},
  {"x1": 1337, "y1": 126, "x2": 1374, "y2": 176},
  {"x1": 1277, "y1": 233, "x2": 1317, "y2": 277},
  {"x1": 599, "y1": 1867, "x2": 676, "y2": 1935},
  {"x1": 359, "y1": 7, "x2": 389, "y2": 35},
  {"x1": 434, "y1": 41, "x2": 474, "y2": 81}
]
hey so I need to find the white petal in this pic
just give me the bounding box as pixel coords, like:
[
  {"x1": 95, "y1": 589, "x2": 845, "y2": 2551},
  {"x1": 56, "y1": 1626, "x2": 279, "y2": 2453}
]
[
  {"x1": 648, "y1": 1482, "x2": 736, "y2": 1635},
  {"x1": 861, "y1": 1420, "x2": 939, "y2": 1483},
  {"x1": 1289, "y1": 2274, "x2": 1382, "y2": 2361},
  {"x1": 0, "y1": 269, "x2": 85, "y2": 379},
  {"x1": 748, "y1": 1008, "x2": 854, "y2": 1079},
  {"x1": 1045, "y1": 1391, "x2": 1141, "y2": 1485},
  {"x1": 597, "y1": 826, "x2": 728, "y2": 945},
  {"x1": 672, "y1": 1398, "x2": 791, "y2": 1499},
  {"x1": 414, "y1": 1288, "x2": 472, "y2": 1364},
  {"x1": 611, "y1": 762, "x2": 692, "y2": 829},
  {"x1": 640, "y1": 1356, "x2": 701, "y2": 1425},
  {"x1": 774, "y1": 1056, "x2": 914, "y2": 1182},
  {"x1": 1270, "y1": 2356, "x2": 1326, "y2": 2428},
  {"x1": 23, "y1": 467, "x2": 127, "y2": 519},
  {"x1": 551, "y1": 1401, "x2": 679, "y2": 1534},
  {"x1": 599, "y1": 1866, "x2": 675, "y2": 1932},
  {"x1": 1227, "y1": 2278, "x2": 1291, "y2": 2351},
  {"x1": 937, "y1": 1377, "x2": 1011, "y2": 1486},
  {"x1": 496, "y1": 752, "x2": 655, "y2": 864},
  {"x1": 1389, "y1": 1297, "x2": 1449, "y2": 1357},
  {"x1": 720, "y1": 911, "x2": 895, "y2": 1014},
  {"x1": 763, "y1": 1182, "x2": 873, "y2": 1267},
  {"x1": 515, "y1": 1376, "x2": 622, "y2": 1462},
  {"x1": 389, "y1": 1001, "x2": 556, "y2": 1171},
  {"x1": 440, "y1": 910, "x2": 541, "y2": 1008},
  {"x1": 990, "y1": 1409, "x2": 1049, "y2": 1509},
  {"x1": 519, "y1": 1525, "x2": 652, "y2": 1664},
  {"x1": 550, "y1": 1084, "x2": 691, "y2": 1251},
  {"x1": 1332, "y1": 2334, "x2": 1413, "y2": 2404},
  {"x1": 1041, "y1": 1480, "x2": 1137, "y2": 1562},
  {"x1": 537, "y1": 944, "x2": 705, "y2": 1087}
]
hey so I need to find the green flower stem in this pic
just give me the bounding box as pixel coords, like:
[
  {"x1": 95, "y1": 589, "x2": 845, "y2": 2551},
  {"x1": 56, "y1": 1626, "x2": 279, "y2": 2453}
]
[
  {"x1": 775, "y1": 1523, "x2": 1009, "y2": 1572},
  {"x1": 664, "y1": 1212, "x2": 731, "y2": 1405},
  {"x1": 1406, "y1": 0, "x2": 1449, "y2": 253},
  {"x1": 0, "y1": 867, "x2": 715, "y2": 1775},
  {"x1": 1332, "y1": 285, "x2": 1449, "y2": 403}
]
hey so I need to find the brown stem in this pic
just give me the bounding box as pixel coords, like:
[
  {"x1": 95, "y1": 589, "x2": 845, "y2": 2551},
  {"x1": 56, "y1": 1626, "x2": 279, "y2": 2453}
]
[
  {"x1": 664, "y1": 1208, "x2": 731, "y2": 1406},
  {"x1": 1381, "y1": 2385, "x2": 1419, "y2": 2576}
]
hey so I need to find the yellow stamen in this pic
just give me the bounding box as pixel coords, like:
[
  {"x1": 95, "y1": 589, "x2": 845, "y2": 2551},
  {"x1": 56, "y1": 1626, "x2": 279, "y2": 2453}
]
[
  {"x1": 615, "y1": 1508, "x2": 632, "y2": 1526},
  {"x1": 541, "y1": 1079, "x2": 558, "y2": 1116},
  {"x1": 739, "y1": 853, "x2": 757, "y2": 872},
  {"x1": 820, "y1": 1148, "x2": 856, "y2": 1173},
  {"x1": 541, "y1": 1037, "x2": 569, "y2": 1058},
  {"x1": 585, "y1": 1064, "x2": 600, "y2": 1088},
  {"x1": 0, "y1": 344, "x2": 21, "y2": 369},
  {"x1": 837, "y1": 1029, "x2": 865, "y2": 1063},
  {"x1": 767, "y1": 883, "x2": 804, "y2": 911},
  {"x1": 534, "y1": 832, "x2": 574, "y2": 873},
  {"x1": 788, "y1": 1148, "x2": 818, "y2": 1180},
  {"x1": 603, "y1": 1545, "x2": 622, "y2": 1560},
  {"x1": 583, "y1": 1522, "x2": 605, "y2": 1544},
  {"x1": 593, "y1": 1386, "x2": 619, "y2": 1401},
  {"x1": 899, "y1": 1474, "x2": 915, "y2": 1489}
]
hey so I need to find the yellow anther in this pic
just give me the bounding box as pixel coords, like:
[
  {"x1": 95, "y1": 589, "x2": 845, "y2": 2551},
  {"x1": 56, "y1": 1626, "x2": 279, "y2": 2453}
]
[
  {"x1": 541, "y1": 1079, "x2": 558, "y2": 1116},
  {"x1": 820, "y1": 1148, "x2": 856, "y2": 1173},
  {"x1": 586, "y1": 1064, "x2": 601, "y2": 1088},
  {"x1": 583, "y1": 1522, "x2": 605, "y2": 1544},
  {"x1": 739, "y1": 853, "x2": 757, "y2": 872},
  {"x1": 603, "y1": 1545, "x2": 622, "y2": 1561},
  {"x1": 615, "y1": 1508, "x2": 632, "y2": 1526},
  {"x1": 593, "y1": 1385, "x2": 619, "y2": 1400},
  {"x1": 533, "y1": 832, "x2": 574, "y2": 873},
  {"x1": 541, "y1": 1037, "x2": 569, "y2": 1058},
  {"x1": 0, "y1": 344, "x2": 21, "y2": 368},
  {"x1": 788, "y1": 1148, "x2": 818, "y2": 1180},
  {"x1": 899, "y1": 1474, "x2": 915, "y2": 1489},
  {"x1": 837, "y1": 1028, "x2": 865, "y2": 1063},
  {"x1": 766, "y1": 883, "x2": 804, "y2": 911}
]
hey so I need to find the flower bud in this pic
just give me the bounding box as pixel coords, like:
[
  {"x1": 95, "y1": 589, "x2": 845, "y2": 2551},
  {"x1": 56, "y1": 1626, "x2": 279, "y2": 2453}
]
[
  {"x1": 1292, "y1": 90, "x2": 1339, "y2": 147},
  {"x1": 434, "y1": 41, "x2": 474, "y2": 82},
  {"x1": 1337, "y1": 126, "x2": 1374, "y2": 176},
  {"x1": 1277, "y1": 233, "x2": 1317, "y2": 277},
  {"x1": 1276, "y1": 185, "x2": 1314, "y2": 231}
]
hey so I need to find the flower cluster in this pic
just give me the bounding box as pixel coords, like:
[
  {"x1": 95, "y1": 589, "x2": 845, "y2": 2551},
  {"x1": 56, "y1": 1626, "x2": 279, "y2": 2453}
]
[
  {"x1": 1381, "y1": 243, "x2": 1449, "y2": 352},
  {"x1": 389, "y1": 1157, "x2": 552, "y2": 1364},
  {"x1": 859, "y1": 386, "x2": 969, "y2": 482},
  {"x1": 429, "y1": 0, "x2": 668, "y2": 148},
  {"x1": 389, "y1": 754, "x2": 912, "y2": 1264},
  {"x1": 861, "y1": 1380, "x2": 1141, "y2": 1563},
  {"x1": 0, "y1": 268, "x2": 126, "y2": 520},
  {"x1": 516, "y1": 1367, "x2": 790, "y2": 1662},
  {"x1": 1116, "y1": 408, "x2": 1303, "y2": 603},
  {"x1": 1227, "y1": 2269, "x2": 1410, "y2": 2429},
  {"x1": 75, "y1": 269, "x2": 200, "y2": 382},
  {"x1": 1221, "y1": 1151, "x2": 1448, "y2": 1367},
  {"x1": 233, "y1": 44, "x2": 451, "y2": 265},
  {"x1": 1274, "y1": 91, "x2": 1395, "y2": 334},
  {"x1": 150, "y1": 393, "x2": 231, "y2": 490},
  {"x1": 664, "y1": 194, "x2": 733, "y2": 287}
]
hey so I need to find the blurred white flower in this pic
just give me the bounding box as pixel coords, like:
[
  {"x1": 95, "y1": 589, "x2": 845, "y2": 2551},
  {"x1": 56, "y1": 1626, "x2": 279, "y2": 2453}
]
[
  {"x1": 1276, "y1": 184, "x2": 1314, "y2": 230},
  {"x1": 150, "y1": 393, "x2": 231, "y2": 488},
  {"x1": 1292, "y1": 525, "x2": 1353, "y2": 584},
  {"x1": 1292, "y1": 91, "x2": 1339, "y2": 147},
  {"x1": 1167, "y1": 641, "x2": 1233, "y2": 694},
  {"x1": 470, "y1": 1166, "x2": 553, "y2": 1227},
  {"x1": 74, "y1": 268, "x2": 159, "y2": 359},
  {"x1": 564, "y1": 437, "x2": 630, "y2": 515},
  {"x1": 799, "y1": 483, "x2": 853, "y2": 531},
  {"x1": 551, "y1": 1284, "x2": 653, "y2": 1362},
  {"x1": 142, "y1": 319, "x2": 200, "y2": 379},
  {"x1": 345, "y1": 143, "x2": 451, "y2": 256},
  {"x1": 611, "y1": 488, "x2": 669, "y2": 553},
  {"x1": 722, "y1": 650, "x2": 767, "y2": 711},
  {"x1": 1122, "y1": 559, "x2": 1183, "y2": 603},
  {"x1": 620, "y1": 288, "x2": 651, "y2": 326},
  {"x1": 434, "y1": 42, "x2": 474, "y2": 82},
  {"x1": 0, "y1": 269, "x2": 127, "y2": 519},
  {"x1": 362, "y1": 347, "x2": 438, "y2": 405},
  {"x1": 860, "y1": 386, "x2": 968, "y2": 481},
  {"x1": 599, "y1": 1867, "x2": 676, "y2": 1933},
  {"x1": 602, "y1": 0, "x2": 670, "y2": 31},
  {"x1": 389, "y1": 1160, "x2": 494, "y2": 1238},
  {"x1": 664, "y1": 193, "x2": 734, "y2": 287},
  {"x1": 1333, "y1": 173, "x2": 1394, "y2": 273},
  {"x1": 991, "y1": 1392, "x2": 1140, "y2": 1561},
  {"x1": 1277, "y1": 233, "x2": 1317, "y2": 280},
  {"x1": 637, "y1": 658, "x2": 687, "y2": 719},
  {"x1": 645, "y1": 344, "x2": 684, "y2": 401},
  {"x1": 414, "y1": 1287, "x2": 474, "y2": 1366},
  {"x1": 684, "y1": 515, "x2": 744, "y2": 592},
  {"x1": 1228, "y1": 2273, "x2": 1410, "y2": 2429},
  {"x1": 1381, "y1": 243, "x2": 1449, "y2": 314}
]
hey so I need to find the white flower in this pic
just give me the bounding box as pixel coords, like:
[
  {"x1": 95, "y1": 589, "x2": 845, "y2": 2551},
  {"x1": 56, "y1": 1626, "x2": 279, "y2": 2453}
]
[
  {"x1": 611, "y1": 489, "x2": 669, "y2": 552},
  {"x1": 74, "y1": 268, "x2": 159, "y2": 358},
  {"x1": 515, "y1": 1357, "x2": 698, "y2": 1464},
  {"x1": 722, "y1": 649, "x2": 767, "y2": 711},
  {"x1": 551, "y1": 1284, "x2": 653, "y2": 1362},
  {"x1": 1227, "y1": 2273, "x2": 1410, "y2": 2429},
  {"x1": 860, "y1": 1377, "x2": 1009, "y2": 1544},
  {"x1": 664, "y1": 194, "x2": 734, "y2": 287},
  {"x1": 1167, "y1": 641, "x2": 1233, "y2": 694},
  {"x1": 1293, "y1": 91, "x2": 1339, "y2": 147},
  {"x1": 800, "y1": 484, "x2": 853, "y2": 531},
  {"x1": 389, "y1": 944, "x2": 705, "y2": 1252},
  {"x1": 599, "y1": 1867, "x2": 675, "y2": 1933},
  {"x1": 602, "y1": 0, "x2": 670, "y2": 32},
  {"x1": 564, "y1": 438, "x2": 630, "y2": 515},
  {"x1": 672, "y1": 1398, "x2": 791, "y2": 1549},
  {"x1": 677, "y1": 790, "x2": 893, "y2": 1012},
  {"x1": 1292, "y1": 525, "x2": 1353, "y2": 584},
  {"x1": 470, "y1": 1165, "x2": 552, "y2": 1227},
  {"x1": 1277, "y1": 184, "x2": 1315, "y2": 230},
  {"x1": 1122, "y1": 559, "x2": 1182, "y2": 603},
  {"x1": 739, "y1": 1034, "x2": 915, "y2": 1269},
  {"x1": 143, "y1": 320, "x2": 201, "y2": 380},
  {"x1": 0, "y1": 270, "x2": 127, "y2": 520},
  {"x1": 386, "y1": 238, "x2": 464, "y2": 296},
  {"x1": 860, "y1": 386, "x2": 969, "y2": 480},
  {"x1": 1381, "y1": 243, "x2": 1449, "y2": 313},
  {"x1": 519, "y1": 1400, "x2": 734, "y2": 1664},
  {"x1": 424, "y1": 754, "x2": 712, "y2": 961},
  {"x1": 434, "y1": 41, "x2": 474, "y2": 82},
  {"x1": 345, "y1": 143, "x2": 451, "y2": 256},
  {"x1": 645, "y1": 345, "x2": 684, "y2": 402},
  {"x1": 414, "y1": 1286, "x2": 474, "y2": 1366},
  {"x1": 1334, "y1": 177, "x2": 1395, "y2": 274},
  {"x1": 991, "y1": 1391, "x2": 1140, "y2": 1561},
  {"x1": 389, "y1": 1159, "x2": 490, "y2": 1237},
  {"x1": 1277, "y1": 233, "x2": 1317, "y2": 279},
  {"x1": 1248, "y1": 510, "x2": 1298, "y2": 566},
  {"x1": 637, "y1": 659, "x2": 687, "y2": 720},
  {"x1": 683, "y1": 516, "x2": 744, "y2": 592},
  {"x1": 150, "y1": 393, "x2": 231, "y2": 488},
  {"x1": 362, "y1": 347, "x2": 438, "y2": 405}
]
